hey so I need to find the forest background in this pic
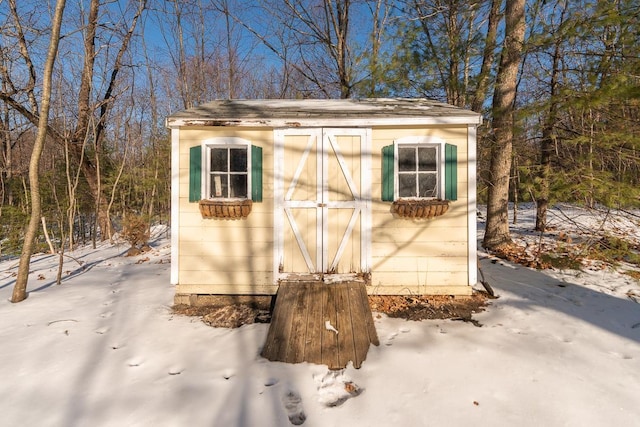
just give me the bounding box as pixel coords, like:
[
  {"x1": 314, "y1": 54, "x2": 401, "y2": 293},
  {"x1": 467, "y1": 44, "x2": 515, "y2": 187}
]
[{"x1": 1, "y1": 0, "x2": 639, "y2": 267}]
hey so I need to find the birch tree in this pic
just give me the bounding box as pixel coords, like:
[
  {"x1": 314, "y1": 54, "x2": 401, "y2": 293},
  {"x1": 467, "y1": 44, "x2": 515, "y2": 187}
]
[{"x1": 11, "y1": 0, "x2": 66, "y2": 303}]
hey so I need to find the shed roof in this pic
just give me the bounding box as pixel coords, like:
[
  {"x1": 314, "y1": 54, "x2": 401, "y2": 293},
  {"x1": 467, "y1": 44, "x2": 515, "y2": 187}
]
[{"x1": 165, "y1": 98, "x2": 483, "y2": 128}]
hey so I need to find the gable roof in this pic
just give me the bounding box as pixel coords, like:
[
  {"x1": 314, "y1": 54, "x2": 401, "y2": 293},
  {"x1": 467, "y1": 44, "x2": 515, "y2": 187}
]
[{"x1": 165, "y1": 98, "x2": 483, "y2": 128}]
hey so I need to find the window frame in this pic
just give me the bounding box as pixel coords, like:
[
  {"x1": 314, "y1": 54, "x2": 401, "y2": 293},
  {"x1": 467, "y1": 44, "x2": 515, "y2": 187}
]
[
  {"x1": 202, "y1": 137, "x2": 252, "y2": 201},
  {"x1": 394, "y1": 136, "x2": 446, "y2": 200}
]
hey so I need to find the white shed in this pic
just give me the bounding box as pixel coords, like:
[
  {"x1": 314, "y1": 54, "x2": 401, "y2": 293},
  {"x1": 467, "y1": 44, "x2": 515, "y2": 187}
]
[{"x1": 167, "y1": 98, "x2": 482, "y2": 305}]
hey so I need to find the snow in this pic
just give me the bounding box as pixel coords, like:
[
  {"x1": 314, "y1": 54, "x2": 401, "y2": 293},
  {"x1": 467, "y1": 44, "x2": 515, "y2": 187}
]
[{"x1": 2, "y1": 205, "x2": 640, "y2": 427}]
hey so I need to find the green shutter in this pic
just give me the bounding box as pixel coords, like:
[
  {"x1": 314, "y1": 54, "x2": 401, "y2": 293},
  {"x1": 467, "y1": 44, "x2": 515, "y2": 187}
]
[
  {"x1": 381, "y1": 144, "x2": 394, "y2": 201},
  {"x1": 189, "y1": 145, "x2": 202, "y2": 202},
  {"x1": 445, "y1": 143, "x2": 457, "y2": 201},
  {"x1": 251, "y1": 145, "x2": 263, "y2": 202}
]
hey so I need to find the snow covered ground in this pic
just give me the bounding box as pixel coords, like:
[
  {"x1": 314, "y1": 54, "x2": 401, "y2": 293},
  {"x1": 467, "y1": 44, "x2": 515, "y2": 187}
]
[{"x1": 1, "y1": 205, "x2": 640, "y2": 427}]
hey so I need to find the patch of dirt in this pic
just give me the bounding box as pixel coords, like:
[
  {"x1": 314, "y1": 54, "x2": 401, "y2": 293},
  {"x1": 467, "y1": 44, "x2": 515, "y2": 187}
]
[
  {"x1": 623, "y1": 270, "x2": 640, "y2": 281},
  {"x1": 173, "y1": 292, "x2": 491, "y2": 328},
  {"x1": 368, "y1": 292, "x2": 490, "y2": 326},
  {"x1": 489, "y1": 243, "x2": 553, "y2": 269},
  {"x1": 173, "y1": 303, "x2": 271, "y2": 328}
]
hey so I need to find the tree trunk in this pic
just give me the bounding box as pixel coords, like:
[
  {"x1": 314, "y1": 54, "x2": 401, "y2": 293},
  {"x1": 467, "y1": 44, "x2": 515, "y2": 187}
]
[
  {"x1": 471, "y1": 0, "x2": 501, "y2": 113},
  {"x1": 0, "y1": 95, "x2": 13, "y2": 206},
  {"x1": 327, "y1": 0, "x2": 352, "y2": 99},
  {"x1": 12, "y1": 0, "x2": 66, "y2": 303},
  {"x1": 535, "y1": 0, "x2": 567, "y2": 232},
  {"x1": 70, "y1": 0, "x2": 144, "y2": 240},
  {"x1": 79, "y1": 156, "x2": 113, "y2": 241},
  {"x1": 483, "y1": 0, "x2": 526, "y2": 251},
  {"x1": 366, "y1": 0, "x2": 388, "y2": 97},
  {"x1": 535, "y1": 102, "x2": 556, "y2": 231}
]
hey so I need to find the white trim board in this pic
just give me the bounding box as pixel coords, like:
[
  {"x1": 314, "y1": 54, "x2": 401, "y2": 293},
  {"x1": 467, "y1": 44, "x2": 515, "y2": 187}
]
[
  {"x1": 170, "y1": 128, "x2": 180, "y2": 285},
  {"x1": 467, "y1": 124, "x2": 478, "y2": 287}
]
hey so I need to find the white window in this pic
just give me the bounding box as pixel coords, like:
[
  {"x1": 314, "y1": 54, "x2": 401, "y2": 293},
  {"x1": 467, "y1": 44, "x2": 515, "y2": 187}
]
[
  {"x1": 207, "y1": 145, "x2": 248, "y2": 199},
  {"x1": 188, "y1": 137, "x2": 262, "y2": 203},
  {"x1": 204, "y1": 138, "x2": 252, "y2": 200},
  {"x1": 382, "y1": 136, "x2": 456, "y2": 202},
  {"x1": 397, "y1": 144, "x2": 440, "y2": 198}
]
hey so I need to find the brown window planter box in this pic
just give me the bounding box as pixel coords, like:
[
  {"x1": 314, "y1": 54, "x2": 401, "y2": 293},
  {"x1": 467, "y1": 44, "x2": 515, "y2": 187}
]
[
  {"x1": 199, "y1": 199, "x2": 252, "y2": 219},
  {"x1": 391, "y1": 199, "x2": 450, "y2": 219}
]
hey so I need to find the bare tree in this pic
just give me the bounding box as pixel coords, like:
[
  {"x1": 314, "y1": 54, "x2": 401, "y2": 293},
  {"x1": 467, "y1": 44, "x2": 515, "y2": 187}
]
[
  {"x1": 1, "y1": 0, "x2": 146, "y2": 242},
  {"x1": 248, "y1": 0, "x2": 361, "y2": 98},
  {"x1": 471, "y1": 0, "x2": 501, "y2": 113},
  {"x1": 0, "y1": 90, "x2": 16, "y2": 207},
  {"x1": 11, "y1": 0, "x2": 66, "y2": 303},
  {"x1": 483, "y1": 0, "x2": 526, "y2": 250},
  {"x1": 362, "y1": 0, "x2": 392, "y2": 97}
]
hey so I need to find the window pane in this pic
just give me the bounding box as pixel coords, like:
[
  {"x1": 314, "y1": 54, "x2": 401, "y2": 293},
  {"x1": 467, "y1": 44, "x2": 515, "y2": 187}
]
[
  {"x1": 398, "y1": 173, "x2": 417, "y2": 197},
  {"x1": 210, "y1": 148, "x2": 228, "y2": 172},
  {"x1": 230, "y1": 174, "x2": 248, "y2": 198},
  {"x1": 419, "y1": 173, "x2": 437, "y2": 198},
  {"x1": 418, "y1": 147, "x2": 437, "y2": 171},
  {"x1": 230, "y1": 148, "x2": 247, "y2": 172},
  {"x1": 398, "y1": 147, "x2": 416, "y2": 172},
  {"x1": 210, "y1": 173, "x2": 228, "y2": 198}
]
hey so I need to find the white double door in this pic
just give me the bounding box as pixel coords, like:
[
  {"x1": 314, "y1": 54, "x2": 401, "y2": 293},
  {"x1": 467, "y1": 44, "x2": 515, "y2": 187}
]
[{"x1": 274, "y1": 128, "x2": 371, "y2": 281}]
